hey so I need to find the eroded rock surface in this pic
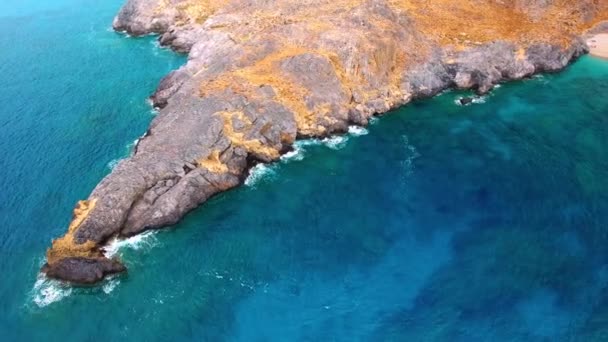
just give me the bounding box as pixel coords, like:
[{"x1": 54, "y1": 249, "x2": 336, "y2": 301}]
[{"x1": 43, "y1": 0, "x2": 608, "y2": 284}]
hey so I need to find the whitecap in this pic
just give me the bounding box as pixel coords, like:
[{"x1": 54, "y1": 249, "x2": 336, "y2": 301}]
[
  {"x1": 31, "y1": 275, "x2": 72, "y2": 308},
  {"x1": 294, "y1": 139, "x2": 323, "y2": 148},
  {"x1": 280, "y1": 146, "x2": 304, "y2": 162},
  {"x1": 278, "y1": 139, "x2": 322, "y2": 163},
  {"x1": 472, "y1": 96, "x2": 488, "y2": 104},
  {"x1": 244, "y1": 164, "x2": 276, "y2": 187},
  {"x1": 107, "y1": 158, "x2": 121, "y2": 170},
  {"x1": 102, "y1": 278, "x2": 120, "y2": 295},
  {"x1": 126, "y1": 137, "x2": 140, "y2": 153},
  {"x1": 348, "y1": 125, "x2": 369, "y2": 136},
  {"x1": 103, "y1": 230, "x2": 158, "y2": 258},
  {"x1": 368, "y1": 116, "x2": 380, "y2": 125},
  {"x1": 454, "y1": 96, "x2": 487, "y2": 106},
  {"x1": 321, "y1": 136, "x2": 349, "y2": 150}
]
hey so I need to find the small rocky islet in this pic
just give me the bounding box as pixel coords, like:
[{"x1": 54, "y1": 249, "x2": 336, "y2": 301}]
[{"x1": 42, "y1": 0, "x2": 608, "y2": 284}]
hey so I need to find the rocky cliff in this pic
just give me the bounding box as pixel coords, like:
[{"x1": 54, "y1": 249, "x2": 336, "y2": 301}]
[{"x1": 43, "y1": 0, "x2": 608, "y2": 284}]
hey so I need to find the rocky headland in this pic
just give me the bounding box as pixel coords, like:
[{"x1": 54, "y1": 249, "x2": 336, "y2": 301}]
[{"x1": 42, "y1": 0, "x2": 608, "y2": 284}]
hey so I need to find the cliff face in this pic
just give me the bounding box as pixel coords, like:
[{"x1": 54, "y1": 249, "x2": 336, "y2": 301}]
[{"x1": 43, "y1": 0, "x2": 608, "y2": 284}]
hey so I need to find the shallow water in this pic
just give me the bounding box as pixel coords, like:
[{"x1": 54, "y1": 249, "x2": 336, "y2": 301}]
[{"x1": 1, "y1": 1, "x2": 608, "y2": 340}]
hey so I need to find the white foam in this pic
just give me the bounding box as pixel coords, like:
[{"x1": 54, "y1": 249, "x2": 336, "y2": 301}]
[
  {"x1": 401, "y1": 135, "x2": 420, "y2": 177},
  {"x1": 348, "y1": 125, "x2": 369, "y2": 136},
  {"x1": 107, "y1": 158, "x2": 121, "y2": 170},
  {"x1": 454, "y1": 97, "x2": 469, "y2": 106},
  {"x1": 103, "y1": 230, "x2": 158, "y2": 258},
  {"x1": 102, "y1": 278, "x2": 120, "y2": 294},
  {"x1": 248, "y1": 126, "x2": 369, "y2": 185},
  {"x1": 368, "y1": 116, "x2": 380, "y2": 125},
  {"x1": 472, "y1": 96, "x2": 488, "y2": 104},
  {"x1": 278, "y1": 139, "x2": 323, "y2": 163},
  {"x1": 455, "y1": 96, "x2": 487, "y2": 106},
  {"x1": 321, "y1": 136, "x2": 349, "y2": 150},
  {"x1": 32, "y1": 275, "x2": 72, "y2": 308},
  {"x1": 280, "y1": 146, "x2": 304, "y2": 162},
  {"x1": 245, "y1": 164, "x2": 276, "y2": 187},
  {"x1": 127, "y1": 137, "x2": 140, "y2": 152},
  {"x1": 294, "y1": 139, "x2": 323, "y2": 148}
]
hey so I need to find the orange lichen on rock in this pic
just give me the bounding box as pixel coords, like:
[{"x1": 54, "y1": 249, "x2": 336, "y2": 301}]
[
  {"x1": 387, "y1": 0, "x2": 608, "y2": 47},
  {"x1": 216, "y1": 111, "x2": 280, "y2": 159},
  {"x1": 201, "y1": 45, "x2": 336, "y2": 136},
  {"x1": 197, "y1": 150, "x2": 229, "y2": 173},
  {"x1": 155, "y1": 0, "x2": 223, "y2": 25},
  {"x1": 46, "y1": 199, "x2": 101, "y2": 265}
]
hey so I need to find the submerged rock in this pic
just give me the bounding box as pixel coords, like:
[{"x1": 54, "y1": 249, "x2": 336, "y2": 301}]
[{"x1": 43, "y1": 0, "x2": 608, "y2": 283}]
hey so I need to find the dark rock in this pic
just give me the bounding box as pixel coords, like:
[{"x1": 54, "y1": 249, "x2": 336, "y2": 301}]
[
  {"x1": 459, "y1": 97, "x2": 474, "y2": 106},
  {"x1": 43, "y1": 257, "x2": 126, "y2": 285}
]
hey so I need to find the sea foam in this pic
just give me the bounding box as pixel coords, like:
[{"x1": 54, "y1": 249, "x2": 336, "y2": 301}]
[
  {"x1": 102, "y1": 277, "x2": 120, "y2": 295},
  {"x1": 245, "y1": 125, "x2": 369, "y2": 185},
  {"x1": 31, "y1": 274, "x2": 73, "y2": 308},
  {"x1": 454, "y1": 95, "x2": 488, "y2": 106},
  {"x1": 107, "y1": 158, "x2": 121, "y2": 170},
  {"x1": 321, "y1": 136, "x2": 349, "y2": 150},
  {"x1": 244, "y1": 164, "x2": 277, "y2": 187},
  {"x1": 348, "y1": 125, "x2": 369, "y2": 136},
  {"x1": 103, "y1": 230, "x2": 158, "y2": 258}
]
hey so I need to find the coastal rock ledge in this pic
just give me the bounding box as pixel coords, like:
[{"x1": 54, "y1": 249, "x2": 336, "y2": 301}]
[{"x1": 43, "y1": 0, "x2": 608, "y2": 284}]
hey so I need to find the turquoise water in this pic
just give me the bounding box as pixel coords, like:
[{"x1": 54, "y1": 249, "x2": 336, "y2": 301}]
[{"x1": 1, "y1": 1, "x2": 608, "y2": 340}]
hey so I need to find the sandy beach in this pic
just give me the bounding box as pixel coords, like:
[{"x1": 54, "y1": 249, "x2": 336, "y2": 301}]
[{"x1": 588, "y1": 33, "x2": 608, "y2": 59}]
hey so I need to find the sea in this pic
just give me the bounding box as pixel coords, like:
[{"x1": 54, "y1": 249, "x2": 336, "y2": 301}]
[{"x1": 0, "y1": 0, "x2": 607, "y2": 340}]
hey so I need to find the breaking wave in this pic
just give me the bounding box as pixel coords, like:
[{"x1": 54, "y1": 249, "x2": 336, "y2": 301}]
[
  {"x1": 102, "y1": 277, "x2": 120, "y2": 295},
  {"x1": 321, "y1": 136, "x2": 349, "y2": 150},
  {"x1": 454, "y1": 95, "x2": 488, "y2": 106},
  {"x1": 107, "y1": 158, "x2": 121, "y2": 170},
  {"x1": 245, "y1": 124, "x2": 370, "y2": 185},
  {"x1": 31, "y1": 274, "x2": 73, "y2": 308},
  {"x1": 103, "y1": 230, "x2": 159, "y2": 258},
  {"x1": 348, "y1": 125, "x2": 369, "y2": 136},
  {"x1": 280, "y1": 146, "x2": 305, "y2": 162},
  {"x1": 244, "y1": 164, "x2": 277, "y2": 187}
]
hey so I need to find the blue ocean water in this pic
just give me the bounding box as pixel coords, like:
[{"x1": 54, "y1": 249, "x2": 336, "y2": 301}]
[{"x1": 1, "y1": 1, "x2": 608, "y2": 340}]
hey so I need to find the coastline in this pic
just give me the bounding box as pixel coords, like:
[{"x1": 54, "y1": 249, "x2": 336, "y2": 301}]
[{"x1": 42, "y1": 0, "x2": 608, "y2": 284}]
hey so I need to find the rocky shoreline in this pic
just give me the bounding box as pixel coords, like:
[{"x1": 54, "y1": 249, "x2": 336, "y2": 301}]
[{"x1": 42, "y1": 0, "x2": 608, "y2": 284}]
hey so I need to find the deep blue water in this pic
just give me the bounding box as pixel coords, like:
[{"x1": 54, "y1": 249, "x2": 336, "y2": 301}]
[{"x1": 1, "y1": 1, "x2": 608, "y2": 340}]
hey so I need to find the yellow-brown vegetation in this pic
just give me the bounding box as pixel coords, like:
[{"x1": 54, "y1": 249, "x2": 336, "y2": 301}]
[
  {"x1": 46, "y1": 199, "x2": 101, "y2": 265},
  {"x1": 197, "y1": 150, "x2": 230, "y2": 173},
  {"x1": 216, "y1": 111, "x2": 281, "y2": 159}
]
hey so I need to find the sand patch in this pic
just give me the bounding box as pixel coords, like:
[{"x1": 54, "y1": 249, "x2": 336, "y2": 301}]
[{"x1": 588, "y1": 34, "x2": 608, "y2": 59}]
